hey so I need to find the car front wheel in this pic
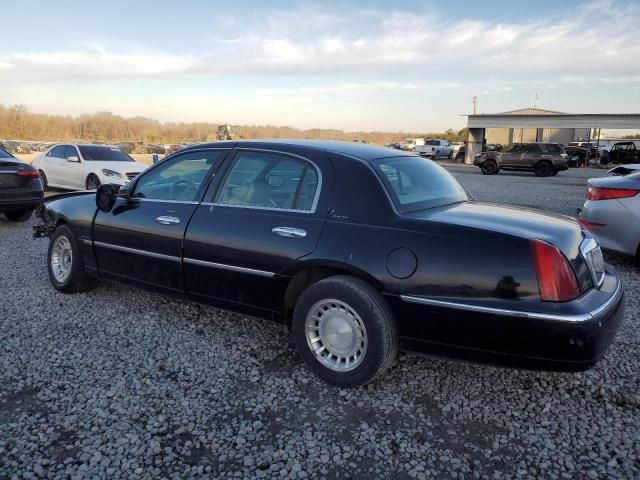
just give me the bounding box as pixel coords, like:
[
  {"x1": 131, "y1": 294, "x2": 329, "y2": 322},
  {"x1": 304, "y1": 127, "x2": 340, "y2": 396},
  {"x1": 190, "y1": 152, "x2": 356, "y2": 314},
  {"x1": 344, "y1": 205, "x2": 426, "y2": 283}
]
[
  {"x1": 86, "y1": 174, "x2": 101, "y2": 190},
  {"x1": 292, "y1": 275, "x2": 398, "y2": 386},
  {"x1": 481, "y1": 160, "x2": 499, "y2": 175},
  {"x1": 48, "y1": 225, "x2": 95, "y2": 293}
]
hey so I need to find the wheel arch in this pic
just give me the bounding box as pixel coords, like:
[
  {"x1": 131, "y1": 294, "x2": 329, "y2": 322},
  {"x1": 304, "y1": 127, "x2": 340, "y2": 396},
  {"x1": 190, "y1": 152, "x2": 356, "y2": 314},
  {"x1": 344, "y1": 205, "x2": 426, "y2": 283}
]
[{"x1": 280, "y1": 261, "x2": 386, "y2": 326}]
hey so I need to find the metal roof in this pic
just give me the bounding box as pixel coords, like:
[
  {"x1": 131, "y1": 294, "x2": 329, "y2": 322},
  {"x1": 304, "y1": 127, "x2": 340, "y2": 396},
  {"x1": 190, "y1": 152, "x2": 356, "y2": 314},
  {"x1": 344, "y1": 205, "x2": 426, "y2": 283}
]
[{"x1": 467, "y1": 113, "x2": 640, "y2": 129}]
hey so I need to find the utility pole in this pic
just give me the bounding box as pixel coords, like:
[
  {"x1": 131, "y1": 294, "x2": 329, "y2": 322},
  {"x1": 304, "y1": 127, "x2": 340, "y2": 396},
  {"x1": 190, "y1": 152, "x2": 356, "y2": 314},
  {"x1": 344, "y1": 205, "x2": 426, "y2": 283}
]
[
  {"x1": 534, "y1": 91, "x2": 538, "y2": 108},
  {"x1": 472, "y1": 96, "x2": 478, "y2": 115}
]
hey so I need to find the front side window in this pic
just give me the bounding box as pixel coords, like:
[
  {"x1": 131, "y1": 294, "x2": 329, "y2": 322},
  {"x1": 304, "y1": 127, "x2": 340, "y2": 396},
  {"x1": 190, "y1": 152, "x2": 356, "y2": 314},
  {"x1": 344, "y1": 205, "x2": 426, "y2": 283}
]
[
  {"x1": 64, "y1": 145, "x2": 79, "y2": 159},
  {"x1": 132, "y1": 150, "x2": 224, "y2": 202},
  {"x1": 525, "y1": 144, "x2": 541, "y2": 154},
  {"x1": 542, "y1": 144, "x2": 562, "y2": 154},
  {"x1": 376, "y1": 156, "x2": 468, "y2": 212},
  {"x1": 49, "y1": 145, "x2": 67, "y2": 158},
  {"x1": 216, "y1": 151, "x2": 319, "y2": 211},
  {"x1": 78, "y1": 146, "x2": 135, "y2": 162}
]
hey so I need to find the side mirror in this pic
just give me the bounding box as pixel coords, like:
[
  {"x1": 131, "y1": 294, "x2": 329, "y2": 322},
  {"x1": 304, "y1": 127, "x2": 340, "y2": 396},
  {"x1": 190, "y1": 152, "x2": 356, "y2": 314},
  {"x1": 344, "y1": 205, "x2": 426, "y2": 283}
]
[
  {"x1": 67, "y1": 156, "x2": 80, "y2": 162},
  {"x1": 96, "y1": 184, "x2": 121, "y2": 212}
]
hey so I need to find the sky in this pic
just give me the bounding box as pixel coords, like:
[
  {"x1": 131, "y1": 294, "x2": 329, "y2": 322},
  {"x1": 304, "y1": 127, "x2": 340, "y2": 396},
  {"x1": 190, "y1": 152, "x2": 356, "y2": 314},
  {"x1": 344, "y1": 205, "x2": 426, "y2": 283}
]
[{"x1": 1, "y1": 0, "x2": 639, "y2": 132}]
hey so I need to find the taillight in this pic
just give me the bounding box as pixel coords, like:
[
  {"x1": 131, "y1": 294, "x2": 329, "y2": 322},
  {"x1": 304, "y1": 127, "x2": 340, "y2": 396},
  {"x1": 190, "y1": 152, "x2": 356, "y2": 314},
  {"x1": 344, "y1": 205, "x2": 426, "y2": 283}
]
[
  {"x1": 16, "y1": 169, "x2": 40, "y2": 178},
  {"x1": 530, "y1": 239, "x2": 580, "y2": 302},
  {"x1": 586, "y1": 186, "x2": 640, "y2": 201}
]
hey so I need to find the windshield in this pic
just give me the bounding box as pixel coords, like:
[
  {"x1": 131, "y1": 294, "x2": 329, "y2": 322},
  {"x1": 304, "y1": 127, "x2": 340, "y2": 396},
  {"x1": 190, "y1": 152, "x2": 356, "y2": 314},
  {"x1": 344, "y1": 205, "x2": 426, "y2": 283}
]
[
  {"x1": 375, "y1": 156, "x2": 468, "y2": 212},
  {"x1": 78, "y1": 146, "x2": 135, "y2": 162},
  {"x1": 0, "y1": 148, "x2": 15, "y2": 159}
]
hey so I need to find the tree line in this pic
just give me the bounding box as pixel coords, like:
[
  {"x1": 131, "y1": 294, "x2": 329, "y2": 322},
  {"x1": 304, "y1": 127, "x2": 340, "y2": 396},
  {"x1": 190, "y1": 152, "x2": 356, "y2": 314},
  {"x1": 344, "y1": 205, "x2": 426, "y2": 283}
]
[{"x1": 0, "y1": 104, "x2": 467, "y2": 145}]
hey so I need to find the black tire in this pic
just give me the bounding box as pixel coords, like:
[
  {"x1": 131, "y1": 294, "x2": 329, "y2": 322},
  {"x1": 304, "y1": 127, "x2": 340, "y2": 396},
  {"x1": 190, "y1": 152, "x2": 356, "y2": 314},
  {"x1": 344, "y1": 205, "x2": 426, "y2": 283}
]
[
  {"x1": 292, "y1": 275, "x2": 398, "y2": 387},
  {"x1": 86, "y1": 174, "x2": 101, "y2": 190},
  {"x1": 47, "y1": 224, "x2": 95, "y2": 293},
  {"x1": 4, "y1": 209, "x2": 33, "y2": 222},
  {"x1": 448, "y1": 151, "x2": 453, "y2": 160},
  {"x1": 535, "y1": 161, "x2": 552, "y2": 177},
  {"x1": 481, "y1": 160, "x2": 499, "y2": 175},
  {"x1": 38, "y1": 170, "x2": 49, "y2": 191}
]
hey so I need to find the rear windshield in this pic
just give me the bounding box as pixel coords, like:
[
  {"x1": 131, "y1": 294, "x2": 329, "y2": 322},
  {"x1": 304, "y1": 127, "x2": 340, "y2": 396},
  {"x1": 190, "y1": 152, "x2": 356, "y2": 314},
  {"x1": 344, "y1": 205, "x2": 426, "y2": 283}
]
[
  {"x1": 78, "y1": 146, "x2": 135, "y2": 162},
  {"x1": 0, "y1": 148, "x2": 14, "y2": 159},
  {"x1": 375, "y1": 156, "x2": 468, "y2": 212}
]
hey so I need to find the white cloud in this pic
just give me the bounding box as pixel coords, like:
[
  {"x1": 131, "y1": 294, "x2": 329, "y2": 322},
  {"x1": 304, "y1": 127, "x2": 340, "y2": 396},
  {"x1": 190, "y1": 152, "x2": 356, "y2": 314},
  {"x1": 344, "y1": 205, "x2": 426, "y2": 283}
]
[{"x1": 1, "y1": 1, "x2": 638, "y2": 86}]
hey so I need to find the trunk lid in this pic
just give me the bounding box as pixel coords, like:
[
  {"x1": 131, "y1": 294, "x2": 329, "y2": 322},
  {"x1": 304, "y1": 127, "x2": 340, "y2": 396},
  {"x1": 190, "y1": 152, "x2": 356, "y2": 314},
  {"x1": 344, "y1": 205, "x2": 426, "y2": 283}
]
[{"x1": 0, "y1": 160, "x2": 32, "y2": 189}]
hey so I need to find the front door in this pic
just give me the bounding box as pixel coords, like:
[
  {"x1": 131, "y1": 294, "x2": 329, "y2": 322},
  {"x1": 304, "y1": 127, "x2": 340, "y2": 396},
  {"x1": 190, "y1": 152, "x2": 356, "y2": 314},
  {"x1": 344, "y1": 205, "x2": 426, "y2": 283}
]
[
  {"x1": 183, "y1": 147, "x2": 332, "y2": 316},
  {"x1": 92, "y1": 148, "x2": 229, "y2": 292},
  {"x1": 500, "y1": 144, "x2": 524, "y2": 167}
]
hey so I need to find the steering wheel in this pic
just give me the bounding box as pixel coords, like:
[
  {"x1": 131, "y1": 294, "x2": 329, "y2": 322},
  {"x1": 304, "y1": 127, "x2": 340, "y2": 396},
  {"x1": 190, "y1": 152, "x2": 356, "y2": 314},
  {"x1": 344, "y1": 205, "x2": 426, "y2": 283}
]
[{"x1": 170, "y1": 179, "x2": 196, "y2": 200}]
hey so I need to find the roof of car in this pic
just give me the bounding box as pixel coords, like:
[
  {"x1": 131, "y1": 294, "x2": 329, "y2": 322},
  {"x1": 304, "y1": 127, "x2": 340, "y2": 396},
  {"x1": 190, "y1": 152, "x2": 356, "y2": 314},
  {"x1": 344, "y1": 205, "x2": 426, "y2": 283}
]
[{"x1": 181, "y1": 139, "x2": 412, "y2": 161}]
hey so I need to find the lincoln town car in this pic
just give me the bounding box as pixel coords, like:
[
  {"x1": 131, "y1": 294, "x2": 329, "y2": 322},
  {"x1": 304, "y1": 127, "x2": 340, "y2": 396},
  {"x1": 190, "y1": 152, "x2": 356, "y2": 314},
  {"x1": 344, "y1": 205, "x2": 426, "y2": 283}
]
[{"x1": 34, "y1": 140, "x2": 625, "y2": 386}]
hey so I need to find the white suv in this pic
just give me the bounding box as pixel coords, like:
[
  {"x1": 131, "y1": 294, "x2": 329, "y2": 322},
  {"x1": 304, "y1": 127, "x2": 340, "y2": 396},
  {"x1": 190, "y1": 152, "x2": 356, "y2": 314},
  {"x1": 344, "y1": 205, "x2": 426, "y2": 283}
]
[{"x1": 32, "y1": 144, "x2": 148, "y2": 190}]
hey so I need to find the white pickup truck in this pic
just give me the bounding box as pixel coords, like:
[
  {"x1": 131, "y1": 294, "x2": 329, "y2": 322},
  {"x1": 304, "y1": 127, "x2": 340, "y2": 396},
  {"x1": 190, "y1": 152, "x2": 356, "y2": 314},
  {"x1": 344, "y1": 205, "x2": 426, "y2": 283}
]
[{"x1": 415, "y1": 139, "x2": 453, "y2": 159}]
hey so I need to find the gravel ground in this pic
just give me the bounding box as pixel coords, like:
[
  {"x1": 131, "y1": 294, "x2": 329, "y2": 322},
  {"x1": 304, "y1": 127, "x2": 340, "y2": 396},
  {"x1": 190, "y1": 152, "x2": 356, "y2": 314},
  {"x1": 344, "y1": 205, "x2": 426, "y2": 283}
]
[{"x1": 1, "y1": 166, "x2": 639, "y2": 479}]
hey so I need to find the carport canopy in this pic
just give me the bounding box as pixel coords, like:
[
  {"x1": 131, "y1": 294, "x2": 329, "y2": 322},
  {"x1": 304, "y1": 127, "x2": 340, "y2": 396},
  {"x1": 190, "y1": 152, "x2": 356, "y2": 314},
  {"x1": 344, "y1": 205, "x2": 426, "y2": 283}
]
[{"x1": 464, "y1": 113, "x2": 640, "y2": 164}]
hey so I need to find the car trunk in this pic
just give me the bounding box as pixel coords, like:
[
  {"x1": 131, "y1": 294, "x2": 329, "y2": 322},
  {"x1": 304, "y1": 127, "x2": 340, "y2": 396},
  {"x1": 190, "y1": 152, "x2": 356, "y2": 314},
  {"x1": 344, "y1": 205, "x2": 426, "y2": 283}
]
[{"x1": 0, "y1": 161, "x2": 32, "y2": 189}]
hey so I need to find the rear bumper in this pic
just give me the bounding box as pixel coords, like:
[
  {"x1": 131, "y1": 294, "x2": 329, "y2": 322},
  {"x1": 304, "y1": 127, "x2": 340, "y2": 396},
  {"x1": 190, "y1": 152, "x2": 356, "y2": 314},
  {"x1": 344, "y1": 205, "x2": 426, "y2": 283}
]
[
  {"x1": 0, "y1": 192, "x2": 43, "y2": 212},
  {"x1": 393, "y1": 268, "x2": 625, "y2": 370},
  {"x1": 579, "y1": 199, "x2": 640, "y2": 256}
]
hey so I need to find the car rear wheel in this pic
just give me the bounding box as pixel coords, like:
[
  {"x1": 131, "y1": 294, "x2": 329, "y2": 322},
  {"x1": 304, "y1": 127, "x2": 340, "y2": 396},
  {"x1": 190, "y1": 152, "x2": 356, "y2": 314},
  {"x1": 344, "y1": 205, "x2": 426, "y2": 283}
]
[
  {"x1": 48, "y1": 224, "x2": 95, "y2": 293},
  {"x1": 535, "y1": 162, "x2": 552, "y2": 177},
  {"x1": 292, "y1": 275, "x2": 397, "y2": 386},
  {"x1": 86, "y1": 174, "x2": 101, "y2": 190},
  {"x1": 481, "y1": 160, "x2": 499, "y2": 175},
  {"x1": 4, "y1": 209, "x2": 33, "y2": 222}
]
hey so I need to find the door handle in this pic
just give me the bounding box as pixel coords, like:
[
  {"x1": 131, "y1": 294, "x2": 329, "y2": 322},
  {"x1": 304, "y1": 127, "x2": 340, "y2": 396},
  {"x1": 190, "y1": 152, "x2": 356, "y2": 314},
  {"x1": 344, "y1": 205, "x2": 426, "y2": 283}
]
[
  {"x1": 272, "y1": 227, "x2": 307, "y2": 238},
  {"x1": 155, "y1": 215, "x2": 181, "y2": 225}
]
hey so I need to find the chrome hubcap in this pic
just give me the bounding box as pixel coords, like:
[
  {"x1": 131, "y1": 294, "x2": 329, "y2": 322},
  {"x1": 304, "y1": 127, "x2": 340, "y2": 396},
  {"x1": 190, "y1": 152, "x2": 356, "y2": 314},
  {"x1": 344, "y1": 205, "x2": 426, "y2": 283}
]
[
  {"x1": 50, "y1": 236, "x2": 73, "y2": 283},
  {"x1": 305, "y1": 299, "x2": 368, "y2": 372}
]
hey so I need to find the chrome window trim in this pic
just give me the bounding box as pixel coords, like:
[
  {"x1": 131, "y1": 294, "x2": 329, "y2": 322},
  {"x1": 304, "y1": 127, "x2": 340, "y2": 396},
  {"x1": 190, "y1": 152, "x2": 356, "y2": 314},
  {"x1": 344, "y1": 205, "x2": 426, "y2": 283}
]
[
  {"x1": 212, "y1": 147, "x2": 323, "y2": 214},
  {"x1": 580, "y1": 236, "x2": 605, "y2": 289},
  {"x1": 401, "y1": 279, "x2": 622, "y2": 323},
  {"x1": 184, "y1": 257, "x2": 275, "y2": 277},
  {"x1": 134, "y1": 198, "x2": 200, "y2": 205},
  {"x1": 92, "y1": 241, "x2": 181, "y2": 262}
]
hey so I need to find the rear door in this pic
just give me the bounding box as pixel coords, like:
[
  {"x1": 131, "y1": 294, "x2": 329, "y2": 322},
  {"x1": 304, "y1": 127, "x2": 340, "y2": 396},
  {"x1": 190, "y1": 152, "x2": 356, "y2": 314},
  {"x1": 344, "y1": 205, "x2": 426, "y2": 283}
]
[
  {"x1": 183, "y1": 146, "x2": 332, "y2": 316},
  {"x1": 92, "y1": 148, "x2": 229, "y2": 292},
  {"x1": 523, "y1": 143, "x2": 543, "y2": 167}
]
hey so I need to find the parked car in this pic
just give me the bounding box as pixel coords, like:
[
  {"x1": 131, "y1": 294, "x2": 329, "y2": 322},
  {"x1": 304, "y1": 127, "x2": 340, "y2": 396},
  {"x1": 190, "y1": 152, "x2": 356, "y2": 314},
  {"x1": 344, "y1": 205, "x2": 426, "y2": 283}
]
[
  {"x1": 415, "y1": 139, "x2": 453, "y2": 159},
  {"x1": 32, "y1": 144, "x2": 148, "y2": 190},
  {"x1": 454, "y1": 144, "x2": 499, "y2": 162},
  {"x1": 607, "y1": 142, "x2": 640, "y2": 165},
  {"x1": 474, "y1": 142, "x2": 568, "y2": 177},
  {"x1": 0, "y1": 147, "x2": 43, "y2": 221},
  {"x1": 564, "y1": 146, "x2": 589, "y2": 167},
  {"x1": 579, "y1": 169, "x2": 640, "y2": 261},
  {"x1": 398, "y1": 138, "x2": 424, "y2": 152},
  {"x1": 34, "y1": 140, "x2": 624, "y2": 386}
]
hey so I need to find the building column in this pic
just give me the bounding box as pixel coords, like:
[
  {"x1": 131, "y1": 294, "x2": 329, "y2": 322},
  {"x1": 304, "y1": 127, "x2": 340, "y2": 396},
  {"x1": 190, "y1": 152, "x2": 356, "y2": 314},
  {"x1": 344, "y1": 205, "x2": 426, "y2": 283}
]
[{"x1": 465, "y1": 128, "x2": 484, "y2": 164}]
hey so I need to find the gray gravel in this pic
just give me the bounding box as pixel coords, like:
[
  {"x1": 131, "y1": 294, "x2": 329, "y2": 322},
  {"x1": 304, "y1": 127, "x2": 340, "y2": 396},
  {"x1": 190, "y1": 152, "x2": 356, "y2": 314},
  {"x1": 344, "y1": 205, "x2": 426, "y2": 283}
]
[{"x1": 1, "y1": 166, "x2": 639, "y2": 479}]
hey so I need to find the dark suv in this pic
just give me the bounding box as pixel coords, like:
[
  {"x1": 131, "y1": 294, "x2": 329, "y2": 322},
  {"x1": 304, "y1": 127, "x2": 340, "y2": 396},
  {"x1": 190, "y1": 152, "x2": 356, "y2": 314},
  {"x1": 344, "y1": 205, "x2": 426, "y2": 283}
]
[{"x1": 474, "y1": 143, "x2": 569, "y2": 177}]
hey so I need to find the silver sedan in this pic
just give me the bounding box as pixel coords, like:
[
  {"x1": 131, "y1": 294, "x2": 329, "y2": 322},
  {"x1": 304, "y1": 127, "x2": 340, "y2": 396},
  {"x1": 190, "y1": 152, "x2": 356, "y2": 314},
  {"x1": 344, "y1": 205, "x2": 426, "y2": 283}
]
[{"x1": 579, "y1": 168, "x2": 640, "y2": 260}]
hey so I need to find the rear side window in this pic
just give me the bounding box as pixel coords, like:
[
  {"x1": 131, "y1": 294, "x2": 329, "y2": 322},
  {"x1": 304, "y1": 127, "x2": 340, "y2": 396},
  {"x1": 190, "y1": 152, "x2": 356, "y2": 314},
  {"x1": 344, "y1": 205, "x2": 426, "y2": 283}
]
[
  {"x1": 375, "y1": 156, "x2": 468, "y2": 212},
  {"x1": 542, "y1": 144, "x2": 563, "y2": 154},
  {"x1": 216, "y1": 151, "x2": 319, "y2": 212},
  {"x1": 525, "y1": 144, "x2": 541, "y2": 153}
]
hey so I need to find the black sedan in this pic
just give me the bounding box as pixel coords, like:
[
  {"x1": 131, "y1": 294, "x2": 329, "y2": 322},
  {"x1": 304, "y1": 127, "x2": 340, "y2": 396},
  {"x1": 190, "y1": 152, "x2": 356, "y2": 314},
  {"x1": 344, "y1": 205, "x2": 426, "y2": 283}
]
[
  {"x1": 0, "y1": 147, "x2": 44, "y2": 222},
  {"x1": 34, "y1": 140, "x2": 624, "y2": 386}
]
